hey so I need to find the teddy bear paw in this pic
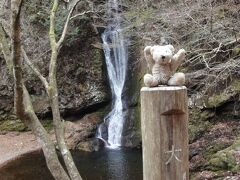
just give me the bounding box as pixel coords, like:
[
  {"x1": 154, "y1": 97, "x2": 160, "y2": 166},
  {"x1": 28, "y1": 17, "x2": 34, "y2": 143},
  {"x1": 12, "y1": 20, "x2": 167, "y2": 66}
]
[{"x1": 178, "y1": 49, "x2": 186, "y2": 59}]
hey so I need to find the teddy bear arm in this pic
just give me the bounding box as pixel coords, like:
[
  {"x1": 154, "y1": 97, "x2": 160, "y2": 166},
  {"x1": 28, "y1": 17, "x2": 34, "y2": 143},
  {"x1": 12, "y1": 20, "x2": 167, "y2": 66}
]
[
  {"x1": 170, "y1": 49, "x2": 186, "y2": 72},
  {"x1": 146, "y1": 57, "x2": 154, "y2": 71},
  {"x1": 144, "y1": 46, "x2": 155, "y2": 71}
]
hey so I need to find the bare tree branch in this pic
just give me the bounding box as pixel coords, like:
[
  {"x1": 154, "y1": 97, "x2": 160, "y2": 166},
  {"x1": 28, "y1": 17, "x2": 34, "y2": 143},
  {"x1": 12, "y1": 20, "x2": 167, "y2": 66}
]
[
  {"x1": 21, "y1": 47, "x2": 49, "y2": 90},
  {"x1": 70, "y1": 10, "x2": 94, "y2": 20},
  {"x1": 0, "y1": 23, "x2": 12, "y2": 74},
  {"x1": 56, "y1": 0, "x2": 80, "y2": 48}
]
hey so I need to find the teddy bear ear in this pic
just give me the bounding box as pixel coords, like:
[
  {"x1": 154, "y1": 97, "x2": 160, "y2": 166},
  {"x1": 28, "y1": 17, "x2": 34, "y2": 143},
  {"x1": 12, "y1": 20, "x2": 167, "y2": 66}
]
[
  {"x1": 150, "y1": 47, "x2": 155, "y2": 55},
  {"x1": 166, "y1": 45, "x2": 175, "y2": 53},
  {"x1": 144, "y1": 46, "x2": 152, "y2": 55}
]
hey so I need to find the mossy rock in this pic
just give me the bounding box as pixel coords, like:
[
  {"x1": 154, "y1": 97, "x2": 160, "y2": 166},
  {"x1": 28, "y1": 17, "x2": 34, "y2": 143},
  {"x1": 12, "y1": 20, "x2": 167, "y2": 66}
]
[
  {"x1": 207, "y1": 93, "x2": 232, "y2": 108},
  {"x1": 0, "y1": 119, "x2": 27, "y2": 132},
  {"x1": 206, "y1": 79, "x2": 240, "y2": 108},
  {"x1": 0, "y1": 118, "x2": 54, "y2": 132},
  {"x1": 189, "y1": 108, "x2": 215, "y2": 143},
  {"x1": 203, "y1": 142, "x2": 230, "y2": 160},
  {"x1": 209, "y1": 138, "x2": 240, "y2": 172}
]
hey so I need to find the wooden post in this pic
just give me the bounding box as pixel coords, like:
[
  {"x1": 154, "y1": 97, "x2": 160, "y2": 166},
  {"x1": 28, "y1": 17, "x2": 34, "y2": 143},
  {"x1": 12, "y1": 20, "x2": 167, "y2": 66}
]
[{"x1": 141, "y1": 86, "x2": 189, "y2": 180}]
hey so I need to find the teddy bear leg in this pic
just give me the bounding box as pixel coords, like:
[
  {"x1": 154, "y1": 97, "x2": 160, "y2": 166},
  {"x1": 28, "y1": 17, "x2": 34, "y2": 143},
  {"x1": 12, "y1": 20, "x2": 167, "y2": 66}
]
[
  {"x1": 144, "y1": 74, "x2": 158, "y2": 87},
  {"x1": 168, "y1": 72, "x2": 185, "y2": 86}
]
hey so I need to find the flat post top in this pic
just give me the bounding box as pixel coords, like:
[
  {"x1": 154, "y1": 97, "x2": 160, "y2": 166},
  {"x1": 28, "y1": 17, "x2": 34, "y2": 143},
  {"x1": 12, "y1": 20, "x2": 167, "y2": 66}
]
[
  {"x1": 141, "y1": 86, "x2": 187, "y2": 92},
  {"x1": 141, "y1": 86, "x2": 187, "y2": 115}
]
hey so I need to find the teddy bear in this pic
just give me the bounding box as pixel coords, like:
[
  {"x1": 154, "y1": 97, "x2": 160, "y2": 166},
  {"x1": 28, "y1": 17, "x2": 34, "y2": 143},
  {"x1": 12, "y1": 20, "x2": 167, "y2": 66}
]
[{"x1": 143, "y1": 44, "x2": 186, "y2": 87}]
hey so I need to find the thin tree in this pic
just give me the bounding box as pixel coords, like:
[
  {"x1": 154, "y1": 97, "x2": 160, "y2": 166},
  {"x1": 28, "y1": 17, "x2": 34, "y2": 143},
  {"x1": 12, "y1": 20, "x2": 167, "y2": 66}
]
[{"x1": 0, "y1": 0, "x2": 89, "y2": 179}]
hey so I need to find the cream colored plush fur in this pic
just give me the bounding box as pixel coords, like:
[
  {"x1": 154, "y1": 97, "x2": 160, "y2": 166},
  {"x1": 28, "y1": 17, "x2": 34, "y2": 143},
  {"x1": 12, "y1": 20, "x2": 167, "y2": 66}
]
[{"x1": 143, "y1": 44, "x2": 186, "y2": 87}]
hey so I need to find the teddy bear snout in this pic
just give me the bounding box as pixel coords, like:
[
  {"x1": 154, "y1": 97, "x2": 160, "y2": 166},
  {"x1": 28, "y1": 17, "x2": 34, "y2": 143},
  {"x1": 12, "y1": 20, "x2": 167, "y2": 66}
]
[{"x1": 162, "y1": 55, "x2": 166, "y2": 59}]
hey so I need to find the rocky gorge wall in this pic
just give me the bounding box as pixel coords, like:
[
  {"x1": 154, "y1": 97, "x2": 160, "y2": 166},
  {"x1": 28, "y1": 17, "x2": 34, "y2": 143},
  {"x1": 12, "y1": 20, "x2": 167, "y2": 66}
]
[
  {"x1": 0, "y1": 0, "x2": 143, "y2": 150},
  {"x1": 1, "y1": 2, "x2": 240, "y2": 178},
  {"x1": 0, "y1": 0, "x2": 113, "y2": 151},
  {"x1": 124, "y1": 0, "x2": 240, "y2": 178}
]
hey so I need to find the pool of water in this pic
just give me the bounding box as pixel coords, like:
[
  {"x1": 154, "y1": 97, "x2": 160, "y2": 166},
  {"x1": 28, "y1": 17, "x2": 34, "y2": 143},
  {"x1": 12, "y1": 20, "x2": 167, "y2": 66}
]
[
  {"x1": 0, "y1": 148, "x2": 143, "y2": 180},
  {"x1": 75, "y1": 148, "x2": 142, "y2": 180}
]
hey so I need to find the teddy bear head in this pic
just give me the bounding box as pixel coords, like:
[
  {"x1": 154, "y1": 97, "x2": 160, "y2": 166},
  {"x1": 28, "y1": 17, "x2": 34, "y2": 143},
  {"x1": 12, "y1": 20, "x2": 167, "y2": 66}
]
[{"x1": 148, "y1": 45, "x2": 175, "y2": 65}]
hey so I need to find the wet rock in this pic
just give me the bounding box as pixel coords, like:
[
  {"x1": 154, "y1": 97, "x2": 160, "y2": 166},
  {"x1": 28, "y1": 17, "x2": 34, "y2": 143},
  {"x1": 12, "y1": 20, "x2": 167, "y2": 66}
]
[
  {"x1": 64, "y1": 112, "x2": 104, "y2": 150},
  {"x1": 77, "y1": 138, "x2": 104, "y2": 152},
  {"x1": 121, "y1": 108, "x2": 141, "y2": 148},
  {"x1": 120, "y1": 41, "x2": 144, "y2": 148}
]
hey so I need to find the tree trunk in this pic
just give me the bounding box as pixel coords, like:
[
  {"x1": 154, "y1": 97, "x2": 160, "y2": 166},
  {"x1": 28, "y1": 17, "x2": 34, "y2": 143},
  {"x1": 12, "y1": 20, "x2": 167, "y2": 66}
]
[
  {"x1": 10, "y1": 0, "x2": 71, "y2": 179},
  {"x1": 48, "y1": 1, "x2": 82, "y2": 179}
]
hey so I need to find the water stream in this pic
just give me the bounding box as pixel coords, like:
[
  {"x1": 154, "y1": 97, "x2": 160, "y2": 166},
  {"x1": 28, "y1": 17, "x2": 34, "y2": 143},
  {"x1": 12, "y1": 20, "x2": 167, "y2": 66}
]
[{"x1": 97, "y1": 0, "x2": 128, "y2": 148}]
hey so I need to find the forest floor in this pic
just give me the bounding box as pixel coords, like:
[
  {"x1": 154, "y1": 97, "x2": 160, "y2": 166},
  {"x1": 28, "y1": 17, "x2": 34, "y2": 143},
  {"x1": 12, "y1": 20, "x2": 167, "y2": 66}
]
[
  {"x1": 190, "y1": 119, "x2": 240, "y2": 179},
  {"x1": 0, "y1": 131, "x2": 40, "y2": 164}
]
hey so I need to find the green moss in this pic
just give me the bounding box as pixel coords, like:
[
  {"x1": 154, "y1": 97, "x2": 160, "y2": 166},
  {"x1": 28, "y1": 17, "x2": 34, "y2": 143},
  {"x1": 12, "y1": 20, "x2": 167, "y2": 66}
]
[
  {"x1": 231, "y1": 79, "x2": 240, "y2": 91},
  {"x1": 208, "y1": 93, "x2": 228, "y2": 108},
  {"x1": 209, "y1": 138, "x2": 240, "y2": 172},
  {"x1": 0, "y1": 119, "x2": 27, "y2": 132},
  {"x1": 189, "y1": 108, "x2": 214, "y2": 143},
  {"x1": 207, "y1": 79, "x2": 240, "y2": 108},
  {"x1": 189, "y1": 121, "x2": 212, "y2": 143},
  {"x1": 0, "y1": 117, "x2": 54, "y2": 132},
  {"x1": 233, "y1": 47, "x2": 240, "y2": 56},
  {"x1": 204, "y1": 142, "x2": 229, "y2": 159},
  {"x1": 209, "y1": 151, "x2": 238, "y2": 171}
]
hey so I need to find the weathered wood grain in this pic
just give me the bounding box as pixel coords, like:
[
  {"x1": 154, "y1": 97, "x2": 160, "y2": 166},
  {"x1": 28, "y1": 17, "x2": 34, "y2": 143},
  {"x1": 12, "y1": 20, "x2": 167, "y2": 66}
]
[{"x1": 141, "y1": 86, "x2": 189, "y2": 180}]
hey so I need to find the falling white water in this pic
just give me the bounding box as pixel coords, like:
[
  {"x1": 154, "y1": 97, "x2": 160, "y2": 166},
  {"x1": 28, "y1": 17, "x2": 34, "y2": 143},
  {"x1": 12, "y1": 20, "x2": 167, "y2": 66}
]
[{"x1": 97, "y1": 0, "x2": 128, "y2": 148}]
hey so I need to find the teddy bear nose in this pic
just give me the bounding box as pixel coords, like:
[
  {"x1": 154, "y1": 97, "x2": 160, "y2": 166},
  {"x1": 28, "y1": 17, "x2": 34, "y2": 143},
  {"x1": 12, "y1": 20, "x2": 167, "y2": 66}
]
[{"x1": 162, "y1": 55, "x2": 165, "y2": 59}]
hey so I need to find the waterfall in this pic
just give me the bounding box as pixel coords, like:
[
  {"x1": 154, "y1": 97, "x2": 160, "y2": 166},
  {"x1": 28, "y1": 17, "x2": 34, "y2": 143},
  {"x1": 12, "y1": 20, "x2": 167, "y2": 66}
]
[{"x1": 97, "y1": 0, "x2": 128, "y2": 148}]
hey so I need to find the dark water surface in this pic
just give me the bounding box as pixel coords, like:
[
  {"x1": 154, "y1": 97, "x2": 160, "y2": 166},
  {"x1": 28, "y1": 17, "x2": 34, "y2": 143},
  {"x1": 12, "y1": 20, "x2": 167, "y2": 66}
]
[
  {"x1": 0, "y1": 148, "x2": 143, "y2": 180},
  {"x1": 75, "y1": 148, "x2": 143, "y2": 180}
]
